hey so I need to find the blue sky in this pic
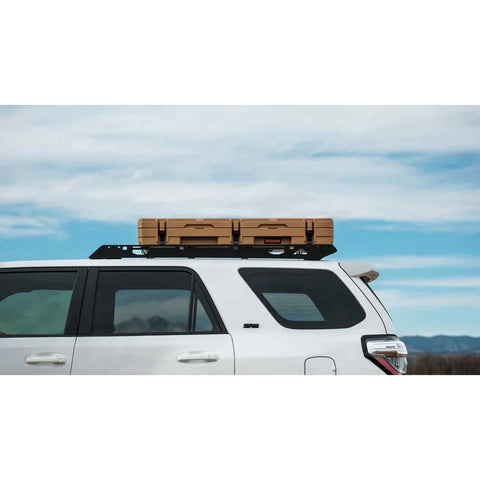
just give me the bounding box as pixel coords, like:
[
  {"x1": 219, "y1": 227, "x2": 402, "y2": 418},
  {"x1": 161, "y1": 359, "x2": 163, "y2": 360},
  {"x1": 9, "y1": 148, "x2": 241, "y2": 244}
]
[{"x1": 0, "y1": 106, "x2": 479, "y2": 337}]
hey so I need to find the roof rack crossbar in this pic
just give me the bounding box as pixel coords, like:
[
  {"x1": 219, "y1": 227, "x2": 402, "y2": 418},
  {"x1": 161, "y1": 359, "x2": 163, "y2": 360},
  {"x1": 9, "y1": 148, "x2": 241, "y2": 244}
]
[{"x1": 89, "y1": 244, "x2": 337, "y2": 260}]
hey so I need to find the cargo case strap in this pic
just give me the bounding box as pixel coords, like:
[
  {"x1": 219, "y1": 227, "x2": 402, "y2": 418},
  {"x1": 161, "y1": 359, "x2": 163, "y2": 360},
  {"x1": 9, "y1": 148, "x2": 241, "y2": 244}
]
[{"x1": 89, "y1": 244, "x2": 337, "y2": 260}]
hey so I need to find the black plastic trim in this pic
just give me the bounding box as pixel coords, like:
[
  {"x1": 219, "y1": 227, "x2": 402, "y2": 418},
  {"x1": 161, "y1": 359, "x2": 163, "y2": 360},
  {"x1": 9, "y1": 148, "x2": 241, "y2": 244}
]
[
  {"x1": 64, "y1": 268, "x2": 87, "y2": 335},
  {"x1": 89, "y1": 243, "x2": 337, "y2": 260},
  {"x1": 187, "y1": 274, "x2": 195, "y2": 333},
  {"x1": 77, "y1": 267, "x2": 99, "y2": 336}
]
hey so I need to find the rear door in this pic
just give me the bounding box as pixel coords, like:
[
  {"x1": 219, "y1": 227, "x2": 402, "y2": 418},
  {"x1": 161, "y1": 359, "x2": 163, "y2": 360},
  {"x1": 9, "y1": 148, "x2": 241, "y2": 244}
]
[
  {"x1": 71, "y1": 267, "x2": 234, "y2": 374},
  {"x1": 0, "y1": 268, "x2": 85, "y2": 374}
]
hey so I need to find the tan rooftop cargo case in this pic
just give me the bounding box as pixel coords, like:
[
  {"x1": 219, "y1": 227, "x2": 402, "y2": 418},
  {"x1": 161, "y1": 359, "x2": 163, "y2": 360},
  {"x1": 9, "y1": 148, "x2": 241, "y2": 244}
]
[
  {"x1": 138, "y1": 218, "x2": 233, "y2": 245},
  {"x1": 165, "y1": 219, "x2": 233, "y2": 245},
  {"x1": 312, "y1": 218, "x2": 334, "y2": 245},
  {"x1": 239, "y1": 218, "x2": 308, "y2": 245},
  {"x1": 137, "y1": 218, "x2": 161, "y2": 245},
  {"x1": 138, "y1": 217, "x2": 333, "y2": 246}
]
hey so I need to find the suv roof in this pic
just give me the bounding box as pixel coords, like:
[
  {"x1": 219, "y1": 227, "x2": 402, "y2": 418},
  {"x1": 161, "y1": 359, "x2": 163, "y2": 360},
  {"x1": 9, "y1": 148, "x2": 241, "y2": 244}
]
[
  {"x1": 0, "y1": 258, "x2": 378, "y2": 281},
  {"x1": 0, "y1": 258, "x2": 341, "y2": 269}
]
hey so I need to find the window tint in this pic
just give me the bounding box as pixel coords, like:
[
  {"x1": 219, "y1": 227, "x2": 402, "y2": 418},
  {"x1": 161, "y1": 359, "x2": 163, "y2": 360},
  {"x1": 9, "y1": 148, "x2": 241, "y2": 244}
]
[
  {"x1": 114, "y1": 289, "x2": 191, "y2": 334},
  {"x1": 0, "y1": 272, "x2": 77, "y2": 336},
  {"x1": 192, "y1": 284, "x2": 217, "y2": 333},
  {"x1": 239, "y1": 268, "x2": 365, "y2": 329},
  {"x1": 92, "y1": 271, "x2": 220, "y2": 335},
  {"x1": 263, "y1": 292, "x2": 325, "y2": 322}
]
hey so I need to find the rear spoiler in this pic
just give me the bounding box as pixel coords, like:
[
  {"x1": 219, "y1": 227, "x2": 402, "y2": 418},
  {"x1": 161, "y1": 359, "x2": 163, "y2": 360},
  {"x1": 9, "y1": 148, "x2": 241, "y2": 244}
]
[{"x1": 339, "y1": 261, "x2": 379, "y2": 283}]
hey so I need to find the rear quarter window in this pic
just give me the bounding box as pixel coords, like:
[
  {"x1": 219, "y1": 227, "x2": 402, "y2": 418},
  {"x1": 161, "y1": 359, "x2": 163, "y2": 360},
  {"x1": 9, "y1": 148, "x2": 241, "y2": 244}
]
[{"x1": 239, "y1": 268, "x2": 365, "y2": 329}]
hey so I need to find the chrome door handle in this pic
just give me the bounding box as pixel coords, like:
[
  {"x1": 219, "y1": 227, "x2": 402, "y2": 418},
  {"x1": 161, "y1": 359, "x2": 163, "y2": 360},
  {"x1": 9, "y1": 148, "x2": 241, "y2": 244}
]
[
  {"x1": 176, "y1": 352, "x2": 219, "y2": 363},
  {"x1": 25, "y1": 353, "x2": 67, "y2": 365}
]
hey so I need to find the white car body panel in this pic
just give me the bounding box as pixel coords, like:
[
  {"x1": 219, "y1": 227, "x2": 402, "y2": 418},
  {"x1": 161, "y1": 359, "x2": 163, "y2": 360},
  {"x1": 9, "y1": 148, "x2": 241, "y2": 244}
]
[
  {"x1": 349, "y1": 277, "x2": 395, "y2": 334},
  {"x1": 71, "y1": 334, "x2": 234, "y2": 374},
  {"x1": 0, "y1": 258, "x2": 395, "y2": 375},
  {"x1": 190, "y1": 260, "x2": 386, "y2": 374},
  {"x1": 0, "y1": 337, "x2": 75, "y2": 374}
]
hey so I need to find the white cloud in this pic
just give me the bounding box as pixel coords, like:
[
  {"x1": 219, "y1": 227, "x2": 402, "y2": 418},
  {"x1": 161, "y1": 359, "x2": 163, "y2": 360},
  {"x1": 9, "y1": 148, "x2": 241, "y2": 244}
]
[
  {"x1": 375, "y1": 289, "x2": 480, "y2": 309},
  {"x1": 5, "y1": 184, "x2": 477, "y2": 224},
  {"x1": 0, "y1": 106, "x2": 479, "y2": 232},
  {"x1": 2, "y1": 106, "x2": 480, "y2": 157},
  {"x1": 348, "y1": 255, "x2": 480, "y2": 270},
  {"x1": 381, "y1": 277, "x2": 480, "y2": 288},
  {"x1": 0, "y1": 215, "x2": 60, "y2": 238}
]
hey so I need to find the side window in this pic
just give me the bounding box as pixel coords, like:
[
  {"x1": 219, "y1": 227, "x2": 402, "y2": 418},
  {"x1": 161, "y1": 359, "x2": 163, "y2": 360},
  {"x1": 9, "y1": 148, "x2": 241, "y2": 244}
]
[
  {"x1": 239, "y1": 268, "x2": 365, "y2": 329},
  {"x1": 92, "y1": 270, "x2": 221, "y2": 335},
  {"x1": 0, "y1": 271, "x2": 77, "y2": 336},
  {"x1": 192, "y1": 284, "x2": 217, "y2": 333}
]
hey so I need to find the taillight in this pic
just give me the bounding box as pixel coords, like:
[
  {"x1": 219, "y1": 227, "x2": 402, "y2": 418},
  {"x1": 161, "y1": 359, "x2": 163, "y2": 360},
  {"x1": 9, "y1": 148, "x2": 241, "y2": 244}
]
[{"x1": 362, "y1": 335, "x2": 408, "y2": 375}]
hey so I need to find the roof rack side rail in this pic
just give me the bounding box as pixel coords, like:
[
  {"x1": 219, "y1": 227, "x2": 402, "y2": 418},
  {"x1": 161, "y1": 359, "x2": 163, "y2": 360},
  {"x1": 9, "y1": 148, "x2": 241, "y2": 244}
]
[{"x1": 89, "y1": 244, "x2": 337, "y2": 260}]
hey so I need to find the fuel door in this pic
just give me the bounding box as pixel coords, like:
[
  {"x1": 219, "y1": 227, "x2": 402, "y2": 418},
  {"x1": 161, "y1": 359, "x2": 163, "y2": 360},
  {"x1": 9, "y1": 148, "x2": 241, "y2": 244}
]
[{"x1": 305, "y1": 356, "x2": 337, "y2": 375}]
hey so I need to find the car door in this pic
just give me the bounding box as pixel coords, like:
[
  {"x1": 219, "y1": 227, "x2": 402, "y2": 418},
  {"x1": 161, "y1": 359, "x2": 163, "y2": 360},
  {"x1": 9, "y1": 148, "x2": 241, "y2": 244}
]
[
  {"x1": 0, "y1": 268, "x2": 86, "y2": 374},
  {"x1": 71, "y1": 267, "x2": 234, "y2": 374}
]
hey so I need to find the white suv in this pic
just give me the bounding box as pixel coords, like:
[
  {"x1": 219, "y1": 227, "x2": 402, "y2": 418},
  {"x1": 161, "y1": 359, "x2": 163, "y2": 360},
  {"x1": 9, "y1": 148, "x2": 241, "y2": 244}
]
[{"x1": 0, "y1": 251, "x2": 407, "y2": 374}]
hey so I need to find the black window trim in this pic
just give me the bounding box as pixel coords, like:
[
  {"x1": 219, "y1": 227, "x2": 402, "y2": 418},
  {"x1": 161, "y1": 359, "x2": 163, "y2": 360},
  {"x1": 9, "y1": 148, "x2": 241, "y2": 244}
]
[
  {"x1": 0, "y1": 267, "x2": 87, "y2": 338},
  {"x1": 238, "y1": 267, "x2": 366, "y2": 330},
  {"x1": 78, "y1": 266, "x2": 228, "y2": 337}
]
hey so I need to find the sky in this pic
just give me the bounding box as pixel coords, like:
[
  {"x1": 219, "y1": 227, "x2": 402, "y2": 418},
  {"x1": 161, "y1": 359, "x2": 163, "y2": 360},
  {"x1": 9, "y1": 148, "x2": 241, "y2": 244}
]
[{"x1": 0, "y1": 106, "x2": 479, "y2": 337}]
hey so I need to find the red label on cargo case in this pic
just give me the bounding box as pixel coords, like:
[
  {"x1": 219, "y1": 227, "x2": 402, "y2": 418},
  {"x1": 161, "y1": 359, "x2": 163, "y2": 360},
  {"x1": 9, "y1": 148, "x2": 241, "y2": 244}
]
[{"x1": 264, "y1": 238, "x2": 282, "y2": 244}]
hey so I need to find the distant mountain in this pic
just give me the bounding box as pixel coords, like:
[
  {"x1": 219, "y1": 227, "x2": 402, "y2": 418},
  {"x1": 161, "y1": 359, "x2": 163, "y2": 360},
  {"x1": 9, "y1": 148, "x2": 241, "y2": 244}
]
[{"x1": 402, "y1": 335, "x2": 480, "y2": 354}]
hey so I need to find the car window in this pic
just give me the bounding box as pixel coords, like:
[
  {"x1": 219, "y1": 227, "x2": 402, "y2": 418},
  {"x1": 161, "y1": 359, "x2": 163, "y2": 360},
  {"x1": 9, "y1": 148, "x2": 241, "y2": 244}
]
[
  {"x1": 239, "y1": 268, "x2": 365, "y2": 329},
  {"x1": 92, "y1": 271, "x2": 220, "y2": 335},
  {"x1": 114, "y1": 289, "x2": 191, "y2": 334},
  {"x1": 263, "y1": 292, "x2": 325, "y2": 322},
  {"x1": 0, "y1": 271, "x2": 77, "y2": 336},
  {"x1": 192, "y1": 284, "x2": 217, "y2": 333}
]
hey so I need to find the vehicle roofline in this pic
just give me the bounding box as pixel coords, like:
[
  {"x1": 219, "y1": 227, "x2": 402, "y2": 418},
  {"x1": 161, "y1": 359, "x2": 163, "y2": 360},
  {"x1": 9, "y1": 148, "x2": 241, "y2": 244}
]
[{"x1": 0, "y1": 258, "x2": 342, "y2": 268}]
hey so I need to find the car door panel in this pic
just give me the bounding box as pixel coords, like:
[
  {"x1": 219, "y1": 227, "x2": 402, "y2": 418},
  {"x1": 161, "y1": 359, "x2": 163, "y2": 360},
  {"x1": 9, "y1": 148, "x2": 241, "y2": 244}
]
[
  {"x1": 0, "y1": 268, "x2": 85, "y2": 375},
  {"x1": 71, "y1": 267, "x2": 234, "y2": 374},
  {"x1": 71, "y1": 334, "x2": 234, "y2": 374},
  {"x1": 0, "y1": 337, "x2": 76, "y2": 374}
]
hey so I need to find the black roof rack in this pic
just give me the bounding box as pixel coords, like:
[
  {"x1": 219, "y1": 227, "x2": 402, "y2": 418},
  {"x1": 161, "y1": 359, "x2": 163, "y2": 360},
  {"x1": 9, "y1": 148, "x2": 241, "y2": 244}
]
[{"x1": 89, "y1": 244, "x2": 337, "y2": 260}]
